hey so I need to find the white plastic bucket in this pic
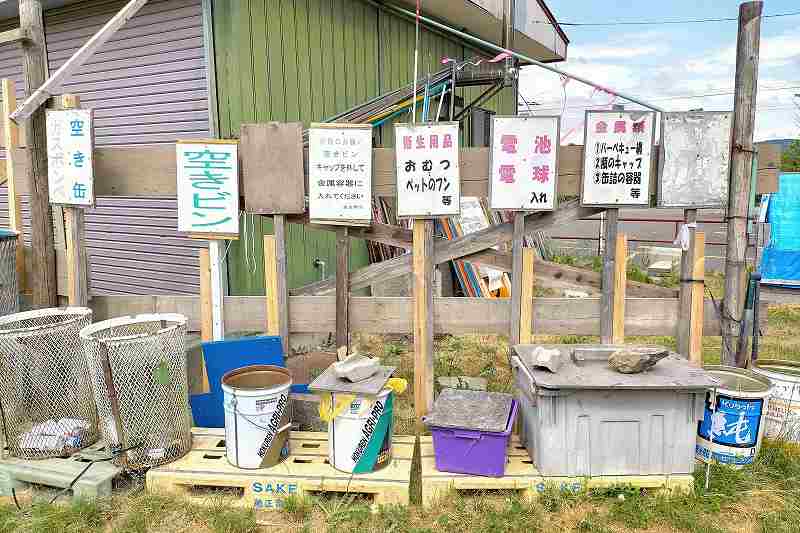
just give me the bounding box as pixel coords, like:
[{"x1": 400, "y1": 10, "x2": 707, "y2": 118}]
[
  {"x1": 329, "y1": 388, "x2": 394, "y2": 474},
  {"x1": 222, "y1": 365, "x2": 292, "y2": 469},
  {"x1": 753, "y1": 360, "x2": 800, "y2": 441},
  {"x1": 696, "y1": 366, "x2": 772, "y2": 468}
]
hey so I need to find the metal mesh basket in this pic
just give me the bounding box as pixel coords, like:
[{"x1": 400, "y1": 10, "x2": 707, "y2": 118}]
[
  {"x1": 0, "y1": 231, "x2": 18, "y2": 316},
  {"x1": 0, "y1": 307, "x2": 98, "y2": 459},
  {"x1": 80, "y1": 314, "x2": 192, "y2": 470}
]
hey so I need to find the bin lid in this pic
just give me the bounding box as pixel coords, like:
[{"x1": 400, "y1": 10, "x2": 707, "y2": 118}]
[
  {"x1": 512, "y1": 344, "x2": 720, "y2": 391},
  {"x1": 0, "y1": 229, "x2": 17, "y2": 240},
  {"x1": 308, "y1": 363, "x2": 395, "y2": 396},
  {"x1": 423, "y1": 388, "x2": 513, "y2": 433}
]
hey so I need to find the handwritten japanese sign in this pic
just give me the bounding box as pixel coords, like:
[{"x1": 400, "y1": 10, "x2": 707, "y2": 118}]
[
  {"x1": 489, "y1": 116, "x2": 559, "y2": 211},
  {"x1": 395, "y1": 122, "x2": 460, "y2": 217},
  {"x1": 46, "y1": 109, "x2": 94, "y2": 206},
  {"x1": 581, "y1": 110, "x2": 655, "y2": 207},
  {"x1": 308, "y1": 124, "x2": 372, "y2": 225},
  {"x1": 658, "y1": 111, "x2": 732, "y2": 208},
  {"x1": 176, "y1": 141, "x2": 239, "y2": 237}
]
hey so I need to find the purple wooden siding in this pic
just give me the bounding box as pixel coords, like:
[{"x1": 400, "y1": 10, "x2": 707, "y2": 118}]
[
  {"x1": 44, "y1": 0, "x2": 209, "y2": 146},
  {"x1": 0, "y1": 0, "x2": 210, "y2": 296}
]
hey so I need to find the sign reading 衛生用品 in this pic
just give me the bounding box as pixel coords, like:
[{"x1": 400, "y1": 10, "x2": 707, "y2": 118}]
[
  {"x1": 395, "y1": 122, "x2": 460, "y2": 218},
  {"x1": 176, "y1": 140, "x2": 239, "y2": 237}
]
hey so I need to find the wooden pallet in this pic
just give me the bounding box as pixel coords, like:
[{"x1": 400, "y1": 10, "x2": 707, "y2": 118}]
[
  {"x1": 0, "y1": 441, "x2": 122, "y2": 501},
  {"x1": 147, "y1": 428, "x2": 415, "y2": 510},
  {"x1": 420, "y1": 436, "x2": 694, "y2": 507}
]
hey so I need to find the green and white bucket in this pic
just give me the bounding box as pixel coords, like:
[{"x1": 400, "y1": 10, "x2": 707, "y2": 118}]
[
  {"x1": 753, "y1": 360, "x2": 800, "y2": 441},
  {"x1": 329, "y1": 388, "x2": 394, "y2": 474},
  {"x1": 222, "y1": 365, "x2": 292, "y2": 469}
]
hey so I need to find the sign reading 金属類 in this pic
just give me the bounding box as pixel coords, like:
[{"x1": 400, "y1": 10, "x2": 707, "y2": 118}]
[
  {"x1": 46, "y1": 109, "x2": 94, "y2": 206},
  {"x1": 489, "y1": 115, "x2": 559, "y2": 211},
  {"x1": 581, "y1": 110, "x2": 655, "y2": 207},
  {"x1": 308, "y1": 124, "x2": 373, "y2": 225},
  {"x1": 176, "y1": 140, "x2": 239, "y2": 237},
  {"x1": 395, "y1": 122, "x2": 460, "y2": 217}
]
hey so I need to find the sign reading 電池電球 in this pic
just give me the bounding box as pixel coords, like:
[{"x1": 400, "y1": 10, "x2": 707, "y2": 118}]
[
  {"x1": 395, "y1": 122, "x2": 460, "y2": 217},
  {"x1": 46, "y1": 109, "x2": 94, "y2": 206},
  {"x1": 581, "y1": 110, "x2": 655, "y2": 207},
  {"x1": 308, "y1": 124, "x2": 373, "y2": 225},
  {"x1": 176, "y1": 141, "x2": 239, "y2": 237},
  {"x1": 489, "y1": 116, "x2": 559, "y2": 211}
]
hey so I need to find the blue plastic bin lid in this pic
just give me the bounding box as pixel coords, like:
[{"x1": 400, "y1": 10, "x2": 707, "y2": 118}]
[{"x1": 0, "y1": 229, "x2": 18, "y2": 240}]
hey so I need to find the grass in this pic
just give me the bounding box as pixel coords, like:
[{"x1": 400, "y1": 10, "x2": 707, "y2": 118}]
[{"x1": 3, "y1": 303, "x2": 800, "y2": 532}]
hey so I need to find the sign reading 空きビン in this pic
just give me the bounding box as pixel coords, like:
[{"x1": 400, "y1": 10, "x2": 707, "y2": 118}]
[
  {"x1": 581, "y1": 110, "x2": 655, "y2": 207},
  {"x1": 489, "y1": 116, "x2": 559, "y2": 211},
  {"x1": 395, "y1": 122, "x2": 460, "y2": 217},
  {"x1": 46, "y1": 109, "x2": 94, "y2": 206},
  {"x1": 176, "y1": 140, "x2": 239, "y2": 238},
  {"x1": 308, "y1": 123, "x2": 373, "y2": 225}
]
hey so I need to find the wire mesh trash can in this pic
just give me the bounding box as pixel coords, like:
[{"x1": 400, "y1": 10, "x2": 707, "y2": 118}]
[
  {"x1": 0, "y1": 307, "x2": 97, "y2": 459},
  {"x1": 0, "y1": 230, "x2": 18, "y2": 316},
  {"x1": 80, "y1": 314, "x2": 192, "y2": 469}
]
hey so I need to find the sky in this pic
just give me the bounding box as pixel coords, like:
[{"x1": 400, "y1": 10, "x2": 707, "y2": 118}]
[{"x1": 519, "y1": 0, "x2": 800, "y2": 143}]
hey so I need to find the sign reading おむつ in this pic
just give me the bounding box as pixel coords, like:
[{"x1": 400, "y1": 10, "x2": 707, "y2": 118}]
[
  {"x1": 176, "y1": 141, "x2": 239, "y2": 237},
  {"x1": 308, "y1": 124, "x2": 372, "y2": 225},
  {"x1": 46, "y1": 109, "x2": 94, "y2": 206},
  {"x1": 581, "y1": 110, "x2": 655, "y2": 206},
  {"x1": 489, "y1": 115, "x2": 559, "y2": 211},
  {"x1": 395, "y1": 122, "x2": 460, "y2": 217}
]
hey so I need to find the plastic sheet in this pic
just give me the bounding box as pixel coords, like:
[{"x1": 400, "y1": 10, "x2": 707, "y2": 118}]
[{"x1": 762, "y1": 173, "x2": 800, "y2": 287}]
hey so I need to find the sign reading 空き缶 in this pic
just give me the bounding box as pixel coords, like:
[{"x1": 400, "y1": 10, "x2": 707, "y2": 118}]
[
  {"x1": 581, "y1": 110, "x2": 656, "y2": 207},
  {"x1": 46, "y1": 109, "x2": 94, "y2": 206},
  {"x1": 395, "y1": 122, "x2": 460, "y2": 217},
  {"x1": 308, "y1": 123, "x2": 373, "y2": 225},
  {"x1": 489, "y1": 116, "x2": 559, "y2": 211},
  {"x1": 176, "y1": 140, "x2": 239, "y2": 238}
]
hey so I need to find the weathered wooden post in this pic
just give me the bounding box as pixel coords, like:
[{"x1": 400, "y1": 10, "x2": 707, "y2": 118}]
[
  {"x1": 723, "y1": 1, "x2": 762, "y2": 367},
  {"x1": 1, "y1": 79, "x2": 25, "y2": 293}
]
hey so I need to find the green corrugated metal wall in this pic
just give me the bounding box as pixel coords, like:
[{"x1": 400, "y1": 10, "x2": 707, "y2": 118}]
[{"x1": 212, "y1": 0, "x2": 515, "y2": 295}]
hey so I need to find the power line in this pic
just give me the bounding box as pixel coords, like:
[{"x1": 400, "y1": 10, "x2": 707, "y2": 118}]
[
  {"x1": 531, "y1": 10, "x2": 800, "y2": 28},
  {"x1": 522, "y1": 84, "x2": 800, "y2": 112}
]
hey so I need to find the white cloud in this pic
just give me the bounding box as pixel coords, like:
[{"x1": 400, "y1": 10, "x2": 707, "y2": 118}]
[{"x1": 568, "y1": 44, "x2": 664, "y2": 60}]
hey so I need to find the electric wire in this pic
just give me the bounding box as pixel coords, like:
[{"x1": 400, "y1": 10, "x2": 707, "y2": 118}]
[{"x1": 529, "y1": 10, "x2": 800, "y2": 28}]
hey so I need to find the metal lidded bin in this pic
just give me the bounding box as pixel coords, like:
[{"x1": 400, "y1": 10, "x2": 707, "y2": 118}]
[
  {"x1": 80, "y1": 313, "x2": 192, "y2": 469},
  {"x1": 0, "y1": 229, "x2": 18, "y2": 316},
  {"x1": 0, "y1": 307, "x2": 98, "y2": 459},
  {"x1": 511, "y1": 344, "x2": 719, "y2": 477}
]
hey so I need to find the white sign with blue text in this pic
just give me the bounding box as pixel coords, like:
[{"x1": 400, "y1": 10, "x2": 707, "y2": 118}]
[
  {"x1": 176, "y1": 141, "x2": 239, "y2": 237},
  {"x1": 46, "y1": 109, "x2": 94, "y2": 206}
]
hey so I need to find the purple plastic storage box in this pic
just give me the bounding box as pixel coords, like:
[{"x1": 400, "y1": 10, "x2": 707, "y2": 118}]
[{"x1": 428, "y1": 399, "x2": 518, "y2": 477}]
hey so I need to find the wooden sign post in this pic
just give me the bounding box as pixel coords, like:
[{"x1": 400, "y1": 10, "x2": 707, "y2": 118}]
[
  {"x1": 489, "y1": 115, "x2": 559, "y2": 345},
  {"x1": 395, "y1": 122, "x2": 460, "y2": 426},
  {"x1": 47, "y1": 94, "x2": 91, "y2": 306},
  {"x1": 1, "y1": 79, "x2": 25, "y2": 294}
]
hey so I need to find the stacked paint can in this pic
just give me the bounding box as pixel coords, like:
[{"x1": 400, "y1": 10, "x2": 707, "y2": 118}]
[
  {"x1": 328, "y1": 389, "x2": 395, "y2": 473},
  {"x1": 753, "y1": 360, "x2": 800, "y2": 441},
  {"x1": 696, "y1": 366, "x2": 772, "y2": 468},
  {"x1": 222, "y1": 365, "x2": 292, "y2": 469}
]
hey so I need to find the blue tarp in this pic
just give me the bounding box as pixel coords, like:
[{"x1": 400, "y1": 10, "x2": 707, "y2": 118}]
[{"x1": 761, "y1": 172, "x2": 800, "y2": 287}]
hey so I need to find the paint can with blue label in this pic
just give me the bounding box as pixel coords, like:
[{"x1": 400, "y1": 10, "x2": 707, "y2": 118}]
[
  {"x1": 329, "y1": 388, "x2": 394, "y2": 474},
  {"x1": 696, "y1": 366, "x2": 772, "y2": 468}
]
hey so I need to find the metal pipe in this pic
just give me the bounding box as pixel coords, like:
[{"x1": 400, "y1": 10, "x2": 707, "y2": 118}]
[
  {"x1": 454, "y1": 82, "x2": 505, "y2": 120},
  {"x1": 374, "y1": 1, "x2": 666, "y2": 113},
  {"x1": 751, "y1": 272, "x2": 762, "y2": 362}
]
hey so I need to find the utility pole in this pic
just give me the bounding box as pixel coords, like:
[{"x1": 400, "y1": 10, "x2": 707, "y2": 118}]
[
  {"x1": 19, "y1": 0, "x2": 56, "y2": 307},
  {"x1": 722, "y1": 1, "x2": 762, "y2": 367}
]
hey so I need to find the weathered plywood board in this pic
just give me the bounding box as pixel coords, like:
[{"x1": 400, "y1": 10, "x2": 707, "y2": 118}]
[
  {"x1": 240, "y1": 123, "x2": 305, "y2": 214},
  {"x1": 0, "y1": 142, "x2": 780, "y2": 197},
  {"x1": 85, "y1": 295, "x2": 766, "y2": 337}
]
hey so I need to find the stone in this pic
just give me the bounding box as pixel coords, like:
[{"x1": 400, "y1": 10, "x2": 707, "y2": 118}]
[
  {"x1": 564, "y1": 289, "x2": 590, "y2": 299},
  {"x1": 437, "y1": 376, "x2": 488, "y2": 391},
  {"x1": 332, "y1": 353, "x2": 381, "y2": 382},
  {"x1": 608, "y1": 347, "x2": 670, "y2": 374},
  {"x1": 532, "y1": 346, "x2": 562, "y2": 373}
]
